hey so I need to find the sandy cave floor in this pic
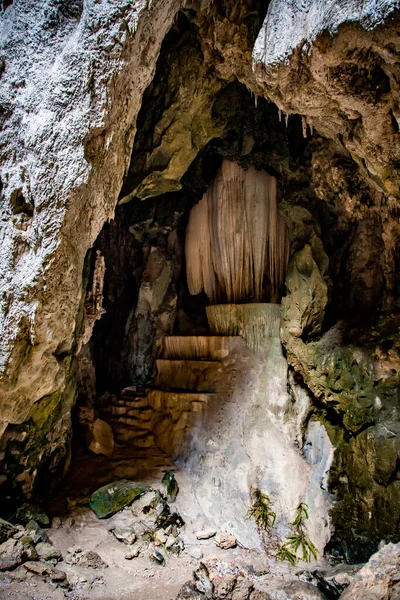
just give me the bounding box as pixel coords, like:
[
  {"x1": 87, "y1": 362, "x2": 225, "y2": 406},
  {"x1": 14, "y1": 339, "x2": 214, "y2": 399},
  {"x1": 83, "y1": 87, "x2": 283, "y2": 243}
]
[{"x1": 0, "y1": 445, "x2": 329, "y2": 600}]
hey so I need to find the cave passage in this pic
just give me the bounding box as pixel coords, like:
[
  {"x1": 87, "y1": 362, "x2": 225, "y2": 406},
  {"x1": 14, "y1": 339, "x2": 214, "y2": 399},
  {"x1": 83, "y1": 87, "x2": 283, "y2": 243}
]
[{"x1": 73, "y1": 10, "x2": 313, "y2": 481}]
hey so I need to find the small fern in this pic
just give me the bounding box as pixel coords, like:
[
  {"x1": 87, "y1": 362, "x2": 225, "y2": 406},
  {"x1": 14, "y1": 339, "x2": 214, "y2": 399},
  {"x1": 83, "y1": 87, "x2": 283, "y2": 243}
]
[
  {"x1": 277, "y1": 544, "x2": 297, "y2": 566},
  {"x1": 277, "y1": 502, "x2": 318, "y2": 565},
  {"x1": 245, "y1": 489, "x2": 276, "y2": 531},
  {"x1": 290, "y1": 502, "x2": 309, "y2": 528},
  {"x1": 285, "y1": 532, "x2": 318, "y2": 562}
]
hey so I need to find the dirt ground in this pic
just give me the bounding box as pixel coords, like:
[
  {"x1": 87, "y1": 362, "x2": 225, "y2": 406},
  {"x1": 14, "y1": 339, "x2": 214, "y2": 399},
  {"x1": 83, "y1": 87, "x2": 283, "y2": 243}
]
[{"x1": 0, "y1": 446, "x2": 330, "y2": 600}]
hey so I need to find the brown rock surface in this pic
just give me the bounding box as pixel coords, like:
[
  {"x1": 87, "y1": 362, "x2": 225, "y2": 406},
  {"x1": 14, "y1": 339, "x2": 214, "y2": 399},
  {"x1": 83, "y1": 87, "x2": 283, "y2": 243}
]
[{"x1": 341, "y1": 542, "x2": 400, "y2": 600}]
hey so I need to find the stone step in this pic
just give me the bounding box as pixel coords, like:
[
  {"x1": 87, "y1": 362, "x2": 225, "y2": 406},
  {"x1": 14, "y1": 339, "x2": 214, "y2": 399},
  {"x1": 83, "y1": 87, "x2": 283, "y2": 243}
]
[
  {"x1": 162, "y1": 336, "x2": 242, "y2": 360},
  {"x1": 147, "y1": 390, "x2": 216, "y2": 411},
  {"x1": 103, "y1": 404, "x2": 153, "y2": 417},
  {"x1": 155, "y1": 359, "x2": 222, "y2": 393},
  {"x1": 111, "y1": 397, "x2": 151, "y2": 409},
  {"x1": 107, "y1": 408, "x2": 153, "y2": 423},
  {"x1": 120, "y1": 385, "x2": 149, "y2": 399},
  {"x1": 111, "y1": 416, "x2": 153, "y2": 428},
  {"x1": 112, "y1": 426, "x2": 156, "y2": 447}
]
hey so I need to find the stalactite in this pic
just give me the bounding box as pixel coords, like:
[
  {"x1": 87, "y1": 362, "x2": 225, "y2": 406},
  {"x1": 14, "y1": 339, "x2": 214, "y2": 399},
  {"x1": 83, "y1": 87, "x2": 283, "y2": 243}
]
[
  {"x1": 206, "y1": 303, "x2": 281, "y2": 352},
  {"x1": 185, "y1": 160, "x2": 289, "y2": 304}
]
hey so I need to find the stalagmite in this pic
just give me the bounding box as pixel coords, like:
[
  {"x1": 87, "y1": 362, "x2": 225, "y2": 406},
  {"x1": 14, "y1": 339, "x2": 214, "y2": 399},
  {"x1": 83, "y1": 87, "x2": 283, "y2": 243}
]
[{"x1": 185, "y1": 160, "x2": 289, "y2": 304}]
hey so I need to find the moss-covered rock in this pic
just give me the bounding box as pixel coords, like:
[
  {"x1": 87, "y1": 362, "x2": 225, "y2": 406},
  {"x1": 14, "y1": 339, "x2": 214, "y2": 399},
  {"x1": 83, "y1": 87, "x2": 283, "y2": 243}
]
[
  {"x1": 15, "y1": 503, "x2": 50, "y2": 528},
  {"x1": 89, "y1": 480, "x2": 149, "y2": 519},
  {"x1": 0, "y1": 519, "x2": 17, "y2": 545}
]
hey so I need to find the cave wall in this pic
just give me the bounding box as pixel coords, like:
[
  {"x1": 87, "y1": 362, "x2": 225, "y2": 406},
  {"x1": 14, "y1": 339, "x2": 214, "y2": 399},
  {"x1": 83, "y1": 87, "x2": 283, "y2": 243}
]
[
  {"x1": 0, "y1": 0, "x2": 182, "y2": 506},
  {"x1": 254, "y1": 0, "x2": 400, "y2": 561}
]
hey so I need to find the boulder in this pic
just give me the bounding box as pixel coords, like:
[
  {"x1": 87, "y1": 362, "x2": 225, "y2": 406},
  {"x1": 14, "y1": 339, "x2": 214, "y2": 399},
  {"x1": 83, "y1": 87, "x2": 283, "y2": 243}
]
[
  {"x1": 111, "y1": 527, "x2": 136, "y2": 545},
  {"x1": 25, "y1": 520, "x2": 49, "y2": 544},
  {"x1": 196, "y1": 530, "x2": 216, "y2": 540},
  {"x1": 166, "y1": 534, "x2": 176, "y2": 549},
  {"x1": 304, "y1": 563, "x2": 362, "y2": 598},
  {"x1": 282, "y1": 581, "x2": 327, "y2": 599},
  {"x1": 155, "y1": 529, "x2": 167, "y2": 545},
  {"x1": 36, "y1": 542, "x2": 62, "y2": 562},
  {"x1": 150, "y1": 550, "x2": 165, "y2": 564},
  {"x1": 214, "y1": 533, "x2": 237, "y2": 549},
  {"x1": 125, "y1": 545, "x2": 141, "y2": 559},
  {"x1": 193, "y1": 563, "x2": 213, "y2": 598},
  {"x1": 0, "y1": 538, "x2": 25, "y2": 571},
  {"x1": 65, "y1": 547, "x2": 108, "y2": 569},
  {"x1": 15, "y1": 503, "x2": 50, "y2": 528},
  {"x1": 213, "y1": 574, "x2": 237, "y2": 598},
  {"x1": 341, "y1": 542, "x2": 400, "y2": 600},
  {"x1": 0, "y1": 518, "x2": 18, "y2": 544},
  {"x1": 89, "y1": 479, "x2": 149, "y2": 518},
  {"x1": 176, "y1": 581, "x2": 205, "y2": 599},
  {"x1": 88, "y1": 419, "x2": 114, "y2": 457}
]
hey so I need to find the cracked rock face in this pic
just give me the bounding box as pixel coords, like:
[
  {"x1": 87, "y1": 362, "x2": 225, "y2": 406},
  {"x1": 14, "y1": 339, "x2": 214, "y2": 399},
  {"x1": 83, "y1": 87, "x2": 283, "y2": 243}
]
[
  {"x1": 1, "y1": 0, "x2": 400, "y2": 565},
  {"x1": 253, "y1": 0, "x2": 400, "y2": 561},
  {"x1": 0, "y1": 0, "x2": 181, "y2": 502}
]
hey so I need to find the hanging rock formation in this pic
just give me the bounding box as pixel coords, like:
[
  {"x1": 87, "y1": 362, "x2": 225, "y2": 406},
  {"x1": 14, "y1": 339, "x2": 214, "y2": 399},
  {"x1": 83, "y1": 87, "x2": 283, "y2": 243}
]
[{"x1": 185, "y1": 160, "x2": 289, "y2": 304}]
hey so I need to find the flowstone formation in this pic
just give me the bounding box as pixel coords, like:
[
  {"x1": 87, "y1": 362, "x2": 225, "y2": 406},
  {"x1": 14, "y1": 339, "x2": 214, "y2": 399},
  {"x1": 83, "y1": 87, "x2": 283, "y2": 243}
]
[{"x1": 0, "y1": 0, "x2": 400, "y2": 588}]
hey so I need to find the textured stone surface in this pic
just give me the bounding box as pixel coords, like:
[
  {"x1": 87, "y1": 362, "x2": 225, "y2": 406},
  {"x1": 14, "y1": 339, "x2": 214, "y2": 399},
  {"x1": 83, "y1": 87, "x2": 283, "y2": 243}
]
[
  {"x1": 1, "y1": 0, "x2": 400, "y2": 568},
  {"x1": 254, "y1": 1, "x2": 400, "y2": 198},
  {"x1": 0, "y1": 519, "x2": 17, "y2": 545},
  {"x1": 0, "y1": 0, "x2": 180, "y2": 504},
  {"x1": 89, "y1": 479, "x2": 148, "y2": 518},
  {"x1": 341, "y1": 542, "x2": 400, "y2": 600},
  {"x1": 0, "y1": 538, "x2": 25, "y2": 571},
  {"x1": 87, "y1": 418, "x2": 114, "y2": 457},
  {"x1": 252, "y1": 0, "x2": 400, "y2": 560},
  {"x1": 254, "y1": 0, "x2": 397, "y2": 66}
]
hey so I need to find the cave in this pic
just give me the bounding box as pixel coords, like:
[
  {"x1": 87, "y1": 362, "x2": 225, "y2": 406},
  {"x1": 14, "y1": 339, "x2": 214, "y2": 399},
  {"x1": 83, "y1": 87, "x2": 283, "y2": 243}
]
[
  {"x1": 1, "y1": 0, "x2": 400, "y2": 598},
  {"x1": 73, "y1": 46, "x2": 314, "y2": 552}
]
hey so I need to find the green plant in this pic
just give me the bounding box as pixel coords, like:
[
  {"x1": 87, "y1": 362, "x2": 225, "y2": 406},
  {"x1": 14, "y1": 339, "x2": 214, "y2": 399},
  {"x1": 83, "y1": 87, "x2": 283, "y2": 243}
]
[
  {"x1": 276, "y1": 544, "x2": 297, "y2": 566},
  {"x1": 245, "y1": 489, "x2": 276, "y2": 531},
  {"x1": 277, "y1": 502, "x2": 318, "y2": 565},
  {"x1": 291, "y1": 502, "x2": 309, "y2": 528}
]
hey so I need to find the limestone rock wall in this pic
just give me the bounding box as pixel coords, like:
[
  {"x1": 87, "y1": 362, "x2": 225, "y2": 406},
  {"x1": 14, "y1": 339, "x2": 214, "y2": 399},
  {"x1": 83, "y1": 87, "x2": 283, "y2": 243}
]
[
  {"x1": 254, "y1": 0, "x2": 400, "y2": 560},
  {"x1": 253, "y1": 0, "x2": 400, "y2": 198},
  {"x1": 0, "y1": 0, "x2": 181, "y2": 504}
]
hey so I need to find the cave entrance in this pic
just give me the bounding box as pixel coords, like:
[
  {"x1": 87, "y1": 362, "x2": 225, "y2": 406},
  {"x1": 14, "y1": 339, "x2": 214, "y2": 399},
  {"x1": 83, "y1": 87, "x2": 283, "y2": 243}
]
[
  {"x1": 70, "y1": 144, "x2": 294, "y2": 550},
  {"x1": 69, "y1": 5, "x2": 313, "y2": 546},
  {"x1": 127, "y1": 158, "x2": 290, "y2": 464}
]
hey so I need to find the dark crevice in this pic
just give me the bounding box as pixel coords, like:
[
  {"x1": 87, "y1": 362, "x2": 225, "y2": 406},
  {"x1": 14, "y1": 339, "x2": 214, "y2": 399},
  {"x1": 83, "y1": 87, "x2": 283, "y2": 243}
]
[{"x1": 10, "y1": 188, "x2": 34, "y2": 217}]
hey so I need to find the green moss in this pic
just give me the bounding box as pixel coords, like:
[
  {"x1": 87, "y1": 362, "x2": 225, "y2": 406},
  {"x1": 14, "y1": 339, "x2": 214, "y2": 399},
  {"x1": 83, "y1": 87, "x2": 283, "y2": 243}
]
[
  {"x1": 89, "y1": 480, "x2": 149, "y2": 519},
  {"x1": 28, "y1": 392, "x2": 61, "y2": 430}
]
